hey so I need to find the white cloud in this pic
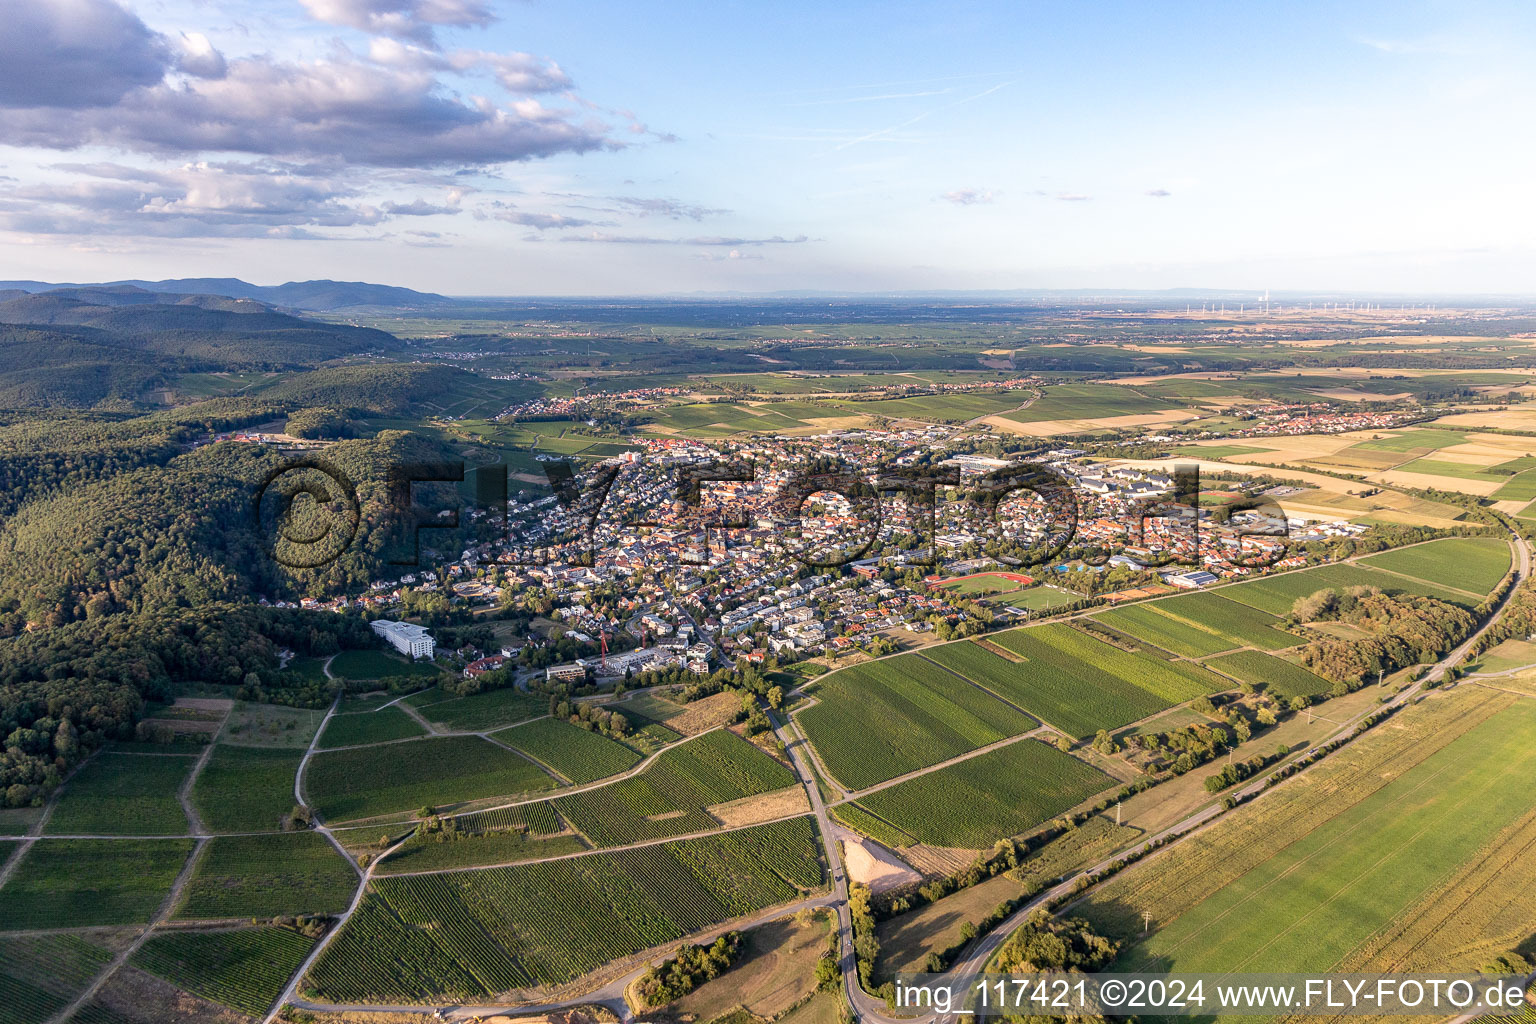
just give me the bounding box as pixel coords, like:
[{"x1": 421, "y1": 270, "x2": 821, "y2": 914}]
[
  {"x1": 301, "y1": 0, "x2": 495, "y2": 47},
  {"x1": 942, "y1": 188, "x2": 996, "y2": 205}
]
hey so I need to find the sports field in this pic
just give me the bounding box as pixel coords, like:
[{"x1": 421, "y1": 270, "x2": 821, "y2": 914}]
[
  {"x1": 794, "y1": 654, "x2": 1036, "y2": 790},
  {"x1": 936, "y1": 571, "x2": 1034, "y2": 595},
  {"x1": 1077, "y1": 689, "x2": 1536, "y2": 976}
]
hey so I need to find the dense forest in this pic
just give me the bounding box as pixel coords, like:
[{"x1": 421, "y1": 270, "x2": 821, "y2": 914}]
[
  {"x1": 0, "y1": 427, "x2": 465, "y2": 632},
  {"x1": 0, "y1": 604, "x2": 373, "y2": 805}
]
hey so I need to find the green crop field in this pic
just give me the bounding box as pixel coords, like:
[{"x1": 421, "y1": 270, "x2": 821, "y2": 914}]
[
  {"x1": 1394, "y1": 457, "x2": 1509, "y2": 482},
  {"x1": 43, "y1": 753, "x2": 194, "y2": 836},
  {"x1": 305, "y1": 818, "x2": 823, "y2": 1001},
  {"x1": 492, "y1": 718, "x2": 641, "y2": 783},
  {"x1": 933, "y1": 626, "x2": 1224, "y2": 737},
  {"x1": 856, "y1": 739, "x2": 1112, "y2": 848},
  {"x1": 795, "y1": 654, "x2": 1036, "y2": 790},
  {"x1": 1352, "y1": 428, "x2": 1471, "y2": 453},
  {"x1": 554, "y1": 729, "x2": 796, "y2": 846},
  {"x1": 1218, "y1": 562, "x2": 1484, "y2": 614},
  {"x1": 0, "y1": 839, "x2": 194, "y2": 928},
  {"x1": 318, "y1": 706, "x2": 426, "y2": 747},
  {"x1": 1359, "y1": 537, "x2": 1510, "y2": 595},
  {"x1": 175, "y1": 832, "x2": 357, "y2": 919},
  {"x1": 1093, "y1": 592, "x2": 1299, "y2": 658},
  {"x1": 330, "y1": 649, "x2": 442, "y2": 681},
  {"x1": 828, "y1": 389, "x2": 1037, "y2": 422},
  {"x1": 306, "y1": 735, "x2": 559, "y2": 822},
  {"x1": 0, "y1": 934, "x2": 112, "y2": 1024},
  {"x1": 408, "y1": 687, "x2": 546, "y2": 732},
  {"x1": 1000, "y1": 382, "x2": 1176, "y2": 423},
  {"x1": 1492, "y1": 468, "x2": 1536, "y2": 501},
  {"x1": 1171, "y1": 444, "x2": 1276, "y2": 458},
  {"x1": 1078, "y1": 694, "x2": 1536, "y2": 977},
  {"x1": 1203, "y1": 650, "x2": 1334, "y2": 699},
  {"x1": 133, "y1": 927, "x2": 316, "y2": 1017},
  {"x1": 192, "y1": 745, "x2": 304, "y2": 833}
]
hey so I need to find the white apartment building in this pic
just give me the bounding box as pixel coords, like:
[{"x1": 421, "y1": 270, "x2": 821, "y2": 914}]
[{"x1": 370, "y1": 619, "x2": 436, "y2": 659}]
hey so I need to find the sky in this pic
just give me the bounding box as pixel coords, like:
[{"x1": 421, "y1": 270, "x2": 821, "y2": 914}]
[{"x1": 1, "y1": 0, "x2": 1535, "y2": 296}]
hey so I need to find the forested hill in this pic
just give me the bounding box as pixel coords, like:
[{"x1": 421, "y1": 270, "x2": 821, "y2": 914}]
[
  {"x1": 0, "y1": 286, "x2": 411, "y2": 407},
  {"x1": 0, "y1": 278, "x2": 451, "y2": 311},
  {"x1": 0, "y1": 426, "x2": 466, "y2": 634},
  {"x1": 0, "y1": 363, "x2": 481, "y2": 518},
  {"x1": 0, "y1": 286, "x2": 399, "y2": 364}
]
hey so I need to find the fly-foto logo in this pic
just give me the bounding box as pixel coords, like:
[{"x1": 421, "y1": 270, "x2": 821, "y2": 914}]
[{"x1": 255, "y1": 455, "x2": 1293, "y2": 572}]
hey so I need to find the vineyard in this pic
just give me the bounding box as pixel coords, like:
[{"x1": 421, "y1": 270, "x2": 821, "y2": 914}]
[
  {"x1": 174, "y1": 832, "x2": 357, "y2": 920},
  {"x1": 306, "y1": 735, "x2": 559, "y2": 821},
  {"x1": 855, "y1": 739, "x2": 1113, "y2": 848},
  {"x1": 0, "y1": 934, "x2": 112, "y2": 1024},
  {"x1": 1079, "y1": 691, "x2": 1536, "y2": 977},
  {"x1": 43, "y1": 753, "x2": 194, "y2": 836},
  {"x1": 1094, "y1": 592, "x2": 1299, "y2": 658},
  {"x1": 494, "y1": 717, "x2": 643, "y2": 783},
  {"x1": 555, "y1": 729, "x2": 796, "y2": 847},
  {"x1": 1359, "y1": 536, "x2": 1510, "y2": 595},
  {"x1": 795, "y1": 654, "x2": 1036, "y2": 790},
  {"x1": 191, "y1": 745, "x2": 304, "y2": 833},
  {"x1": 408, "y1": 687, "x2": 547, "y2": 732},
  {"x1": 60, "y1": 1004, "x2": 133, "y2": 1024},
  {"x1": 829, "y1": 802, "x2": 916, "y2": 849},
  {"x1": 455, "y1": 802, "x2": 563, "y2": 834},
  {"x1": 132, "y1": 927, "x2": 316, "y2": 1017},
  {"x1": 0, "y1": 839, "x2": 194, "y2": 928},
  {"x1": 318, "y1": 706, "x2": 426, "y2": 748},
  {"x1": 306, "y1": 818, "x2": 823, "y2": 1000},
  {"x1": 376, "y1": 829, "x2": 588, "y2": 873},
  {"x1": 1204, "y1": 650, "x2": 1333, "y2": 699},
  {"x1": 934, "y1": 624, "x2": 1222, "y2": 737},
  {"x1": 329, "y1": 649, "x2": 442, "y2": 681}
]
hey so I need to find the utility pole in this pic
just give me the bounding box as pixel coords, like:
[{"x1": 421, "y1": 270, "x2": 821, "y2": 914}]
[
  {"x1": 1116, "y1": 801, "x2": 1122, "y2": 826},
  {"x1": 1143, "y1": 911, "x2": 1152, "y2": 935}
]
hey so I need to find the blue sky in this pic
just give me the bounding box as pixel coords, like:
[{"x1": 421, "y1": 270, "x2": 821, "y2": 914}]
[{"x1": 1, "y1": 0, "x2": 1534, "y2": 294}]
